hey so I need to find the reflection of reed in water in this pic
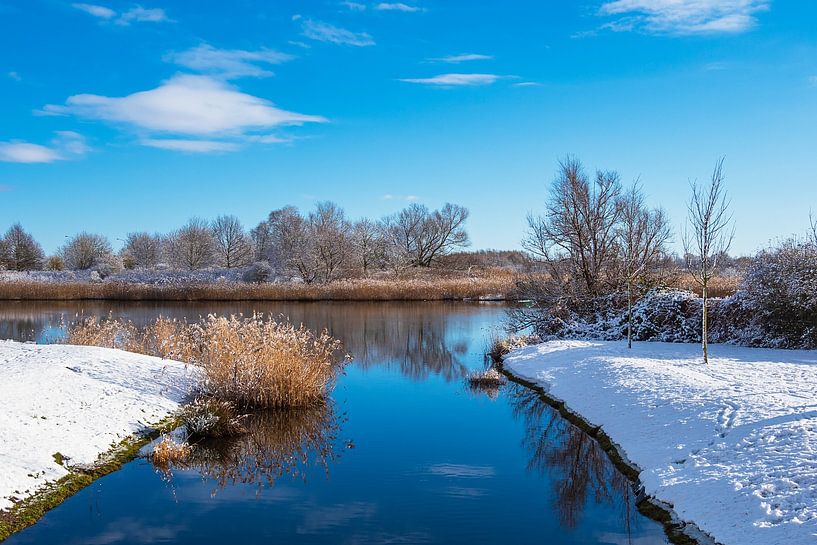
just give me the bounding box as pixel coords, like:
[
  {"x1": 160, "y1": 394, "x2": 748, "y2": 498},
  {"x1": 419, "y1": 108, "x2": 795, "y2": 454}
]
[
  {"x1": 160, "y1": 402, "x2": 344, "y2": 495},
  {"x1": 507, "y1": 384, "x2": 634, "y2": 532}
]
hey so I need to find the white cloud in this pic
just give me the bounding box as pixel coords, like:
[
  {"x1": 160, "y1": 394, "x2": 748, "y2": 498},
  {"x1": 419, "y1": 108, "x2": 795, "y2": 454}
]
[
  {"x1": 140, "y1": 138, "x2": 240, "y2": 153},
  {"x1": 302, "y1": 19, "x2": 375, "y2": 46},
  {"x1": 42, "y1": 74, "x2": 324, "y2": 136},
  {"x1": 513, "y1": 81, "x2": 541, "y2": 87},
  {"x1": 382, "y1": 194, "x2": 419, "y2": 201},
  {"x1": 341, "y1": 1, "x2": 367, "y2": 10},
  {"x1": 428, "y1": 53, "x2": 493, "y2": 63},
  {"x1": 72, "y1": 3, "x2": 115, "y2": 19},
  {"x1": 399, "y1": 73, "x2": 507, "y2": 86},
  {"x1": 40, "y1": 75, "x2": 324, "y2": 153},
  {"x1": 598, "y1": 0, "x2": 770, "y2": 35},
  {"x1": 375, "y1": 2, "x2": 422, "y2": 12},
  {"x1": 166, "y1": 44, "x2": 293, "y2": 79},
  {"x1": 116, "y1": 6, "x2": 170, "y2": 25},
  {"x1": 0, "y1": 132, "x2": 89, "y2": 164},
  {"x1": 72, "y1": 3, "x2": 170, "y2": 25}
]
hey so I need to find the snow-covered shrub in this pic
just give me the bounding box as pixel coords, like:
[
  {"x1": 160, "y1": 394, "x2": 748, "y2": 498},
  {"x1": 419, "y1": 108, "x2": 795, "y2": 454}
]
[
  {"x1": 243, "y1": 261, "x2": 272, "y2": 283},
  {"x1": 530, "y1": 288, "x2": 703, "y2": 343},
  {"x1": 627, "y1": 288, "x2": 702, "y2": 343},
  {"x1": 712, "y1": 240, "x2": 817, "y2": 349}
]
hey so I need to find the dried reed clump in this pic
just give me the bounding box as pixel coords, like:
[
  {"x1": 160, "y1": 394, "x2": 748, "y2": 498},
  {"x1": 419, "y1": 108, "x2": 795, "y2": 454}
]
[
  {"x1": 487, "y1": 333, "x2": 540, "y2": 363},
  {"x1": 181, "y1": 398, "x2": 246, "y2": 438},
  {"x1": 65, "y1": 313, "x2": 348, "y2": 409},
  {"x1": 151, "y1": 434, "x2": 193, "y2": 469},
  {"x1": 467, "y1": 367, "x2": 505, "y2": 386}
]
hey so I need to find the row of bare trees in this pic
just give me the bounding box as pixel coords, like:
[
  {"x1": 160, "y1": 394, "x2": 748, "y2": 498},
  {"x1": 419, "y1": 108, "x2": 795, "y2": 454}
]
[
  {"x1": 1, "y1": 202, "x2": 471, "y2": 283},
  {"x1": 523, "y1": 156, "x2": 735, "y2": 360}
]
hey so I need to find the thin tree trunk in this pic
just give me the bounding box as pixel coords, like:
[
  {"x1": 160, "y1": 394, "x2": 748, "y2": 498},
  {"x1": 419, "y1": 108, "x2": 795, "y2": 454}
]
[
  {"x1": 627, "y1": 278, "x2": 633, "y2": 349},
  {"x1": 702, "y1": 282, "x2": 709, "y2": 364}
]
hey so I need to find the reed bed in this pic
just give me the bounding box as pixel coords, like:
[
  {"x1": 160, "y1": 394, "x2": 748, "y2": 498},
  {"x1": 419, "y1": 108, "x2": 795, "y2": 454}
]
[
  {"x1": 66, "y1": 313, "x2": 347, "y2": 408},
  {"x1": 0, "y1": 271, "x2": 517, "y2": 302},
  {"x1": 150, "y1": 434, "x2": 193, "y2": 469}
]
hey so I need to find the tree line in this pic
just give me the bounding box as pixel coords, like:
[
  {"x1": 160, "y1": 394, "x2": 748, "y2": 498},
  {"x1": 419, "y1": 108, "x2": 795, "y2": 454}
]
[
  {"x1": 0, "y1": 202, "x2": 471, "y2": 283},
  {"x1": 520, "y1": 155, "x2": 816, "y2": 356}
]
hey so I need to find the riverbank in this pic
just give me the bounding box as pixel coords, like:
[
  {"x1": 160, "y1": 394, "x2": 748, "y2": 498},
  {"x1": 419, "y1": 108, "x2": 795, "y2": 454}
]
[
  {"x1": 0, "y1": 273, "x2": 517, "y2": 302},
  {"x1": 503, "y1": 340, "x2": 817, "y2": 545},
  {"x1": 0, "y1": 341, "x2": 195, "y2": 539}
]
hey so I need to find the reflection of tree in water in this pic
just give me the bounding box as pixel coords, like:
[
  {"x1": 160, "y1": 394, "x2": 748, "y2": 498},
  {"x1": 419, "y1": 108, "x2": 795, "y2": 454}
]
[
  {"x1": 507, "y1": 384, "x2": 634, "y2": 533},
  {"x1": 2, "y1": 301, "x2": 490, "y2": 382},
  {"x1": 164, "y1": 402, "x2": 344, "y2": 496}
]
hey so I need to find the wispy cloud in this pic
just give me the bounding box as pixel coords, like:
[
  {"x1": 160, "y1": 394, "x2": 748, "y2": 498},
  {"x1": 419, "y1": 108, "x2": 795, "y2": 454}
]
[
  {"x1": 71, "y1": 3, "x2": 115, "y2": 19},
  {"x1": 375, "y1": 2, "x2": 422, "y2": 12},
  {"x1": 140, "y1": 138, "x2": 240, "y2": 153},
  {"x1": 165, "y1": 44, "x2": 293, "y2": 79},
  {"x1": 427, "y1": 53, "x2": 493, "y2": 63},
  {"x1": 7, "y1": 71, "x2": 21, "y2": 81},
  {"x1": 598, "y1": 0, "x2": 770, "y2": 35},
  {"x1": 302, "y1": 19, "x2": 375, "y2": 46},
  {"x1": 341, "y1": 1, "x2": 367, "y2": 10},
  {"x1": 72, "y1": 3, "x2": 171, "y2": 25},
  {"x1": 513, "y1": 81, "x2": 541, "y2": 87},
  {"x1": 40, "y1": 75, "x2": 325, "y2": 153},
  {"x1": 382, "y1": 194, "x2": 419, "y2": 201},
  {"x1": 399, "y1": 73, "x2": 508, "y2": 86},
  {"x1": 0, "y1": 132, "x2": 89, "y2": 163}
]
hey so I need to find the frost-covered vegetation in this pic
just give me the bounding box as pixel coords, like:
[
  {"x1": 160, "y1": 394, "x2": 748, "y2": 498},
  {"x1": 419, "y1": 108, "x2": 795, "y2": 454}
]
[
  {"x1": 515, "y1": 156, "x2": 817, "y2": 351},
  {"x1": 66, "y1": 313, "x2": 348, "y2": 408}
]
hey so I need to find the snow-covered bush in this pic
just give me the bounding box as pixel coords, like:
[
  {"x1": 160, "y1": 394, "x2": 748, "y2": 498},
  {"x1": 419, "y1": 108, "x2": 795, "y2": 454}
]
[
  {"x1": 711, "y1": 240, "x2": 817, "y2": 349},
  {"x1": 243, "y1": 261, "x2": 272, "y2": 283},
  {"x1": 531, "y1": 288, "x2": 703, "y2": 343}
]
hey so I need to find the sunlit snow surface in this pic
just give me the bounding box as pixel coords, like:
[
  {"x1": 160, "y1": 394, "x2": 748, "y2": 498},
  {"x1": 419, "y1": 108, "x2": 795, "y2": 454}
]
[
  {"x1": 0, "y1": 341, "x2": 195, "y2": 510},
  {"x1": 505, "y1": 340, "x2": 817, "y2": 545}
]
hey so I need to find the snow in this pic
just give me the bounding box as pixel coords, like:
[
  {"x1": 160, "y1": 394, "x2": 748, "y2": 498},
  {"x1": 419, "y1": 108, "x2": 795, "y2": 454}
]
[
  {"x1": 0, "y1": 341, "x2": 196, "y2": 511},
  {"x1": 504, "y1": 340, "x2": 817, "y2": 545}
]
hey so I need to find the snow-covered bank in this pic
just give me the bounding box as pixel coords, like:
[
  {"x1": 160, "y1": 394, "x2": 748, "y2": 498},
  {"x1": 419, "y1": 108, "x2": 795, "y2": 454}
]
[
  {"x1": 504, "y1": 340, "x2": 817, "y2": 545},
  {"x1": 0, "y1": 341, "x2": 195, "y2": 512}
]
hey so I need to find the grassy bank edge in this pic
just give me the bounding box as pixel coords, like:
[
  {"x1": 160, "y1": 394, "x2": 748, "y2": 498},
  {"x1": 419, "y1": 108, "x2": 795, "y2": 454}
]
[
  {"x1": 495, "y1": 360, "x2": 715, "y2": 545},
  {"x1": 0, "y1": 414, "x2": 183, "y2": 542}
]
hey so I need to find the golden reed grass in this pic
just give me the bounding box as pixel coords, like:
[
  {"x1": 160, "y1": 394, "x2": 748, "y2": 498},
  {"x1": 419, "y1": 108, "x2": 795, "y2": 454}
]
[
  {"x1": 150, "y1": 434, "x2": 193, "y2": 469},
  {"x1": 0, "y1": 270, "x2": 517, "y2": 302},
  {"x1": 66, "y1": 313, "x2": 347, "y2": 408}
]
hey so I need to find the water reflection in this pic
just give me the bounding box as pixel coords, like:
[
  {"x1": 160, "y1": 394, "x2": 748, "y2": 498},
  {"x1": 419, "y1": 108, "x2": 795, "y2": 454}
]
[
  {"x1": 507, "y1": 383, "x2": 635, "y2": 532},
  {"x1": 157, "y1": 402, "x2": 345, "y2": 497},
  {"x1": 0, "y1": 301, "x2": 496, "y2": 381}
]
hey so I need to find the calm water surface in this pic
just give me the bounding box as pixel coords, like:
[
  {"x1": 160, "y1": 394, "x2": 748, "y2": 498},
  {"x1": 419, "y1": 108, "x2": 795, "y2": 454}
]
[{"x1": 1, "y1": 301, "x2": 668, "y2": 545}]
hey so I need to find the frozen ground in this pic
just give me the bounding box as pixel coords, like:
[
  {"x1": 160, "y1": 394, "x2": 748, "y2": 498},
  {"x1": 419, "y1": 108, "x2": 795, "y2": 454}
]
[
  {"x1": 0, "y1": 341, "x2": 195, "y2": 511},
  {"x1": 505, "y1": 340, "x2": 817, "y2": 545}
]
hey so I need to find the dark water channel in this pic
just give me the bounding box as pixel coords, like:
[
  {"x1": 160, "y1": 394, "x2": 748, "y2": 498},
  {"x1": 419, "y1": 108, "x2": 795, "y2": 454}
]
[{"x1": 1, "y1": 301, "x2": 668, "y2": 545}]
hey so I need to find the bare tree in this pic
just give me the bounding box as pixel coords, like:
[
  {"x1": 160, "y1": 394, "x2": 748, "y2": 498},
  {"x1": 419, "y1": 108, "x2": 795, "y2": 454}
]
[
  {"x1": 1, "y1": 223, "x2": 44, "y2": 270},
  {"x1": 122, "y1": 232, "x2": 163, "y2": 269},
  {"x1": 383, "y1": 203, "x2": 470, "y2": 268},
  {"x1": 524, "y1": 157, "x2": 622, "y2": 304},
  {"x1": 211, "y1": 215, "x2": 253, "y2": 268},
  {"x1": 61, "y1": 232, "x2": 113, "y2": 270},
  {"x1": 683, "y1": 158, "x2": 735, "y2": 364},
  {"x1": 309, "y1": 202, "x2": 352, "y2": 283},
  {"x1": 250, "y1": 220, "x2": 273, "y2": 262},
  {"x1": 265, "y1": 206, "x2": 320, "y2": 283},
  {"x1": 167, "y1": 218, "x2": 215, "y2": 271},
  {"x1": 351, "y1": 219, "x2": 386, "y2": 276},
  {"x1": 809, "y1": 211, "x2": 817, "y2": 247},
  {"x1": 617, "y1": 183, "x2": 672, "y2": 348}
]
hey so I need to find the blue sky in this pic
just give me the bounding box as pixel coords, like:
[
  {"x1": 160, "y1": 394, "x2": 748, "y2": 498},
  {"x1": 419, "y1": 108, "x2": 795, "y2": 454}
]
[{"x1": 1, "y1": 0, "x2": 816, "y2": 254}]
